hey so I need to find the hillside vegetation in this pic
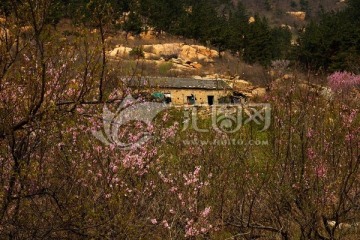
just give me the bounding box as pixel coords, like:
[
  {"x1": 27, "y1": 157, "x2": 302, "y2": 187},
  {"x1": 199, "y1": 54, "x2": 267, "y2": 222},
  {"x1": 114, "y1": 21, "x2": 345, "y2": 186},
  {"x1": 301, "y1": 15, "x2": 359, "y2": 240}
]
[
  {"x1": 239, "y1": 0, "x2": 345, "y2": 21},
  {"x1": 2, "y1": 0, "x2": 357, "y2": 72},
  {"x1": 2, "y1": 0, "x2": 358, "y2": 72}
]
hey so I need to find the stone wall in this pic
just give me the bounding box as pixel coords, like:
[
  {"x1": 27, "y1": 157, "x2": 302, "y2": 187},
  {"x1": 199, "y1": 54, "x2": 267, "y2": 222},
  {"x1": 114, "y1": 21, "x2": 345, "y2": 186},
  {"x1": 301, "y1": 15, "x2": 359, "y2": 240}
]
[{"x1": 158, "y1": 88, "x2": 230, "y2": 105}]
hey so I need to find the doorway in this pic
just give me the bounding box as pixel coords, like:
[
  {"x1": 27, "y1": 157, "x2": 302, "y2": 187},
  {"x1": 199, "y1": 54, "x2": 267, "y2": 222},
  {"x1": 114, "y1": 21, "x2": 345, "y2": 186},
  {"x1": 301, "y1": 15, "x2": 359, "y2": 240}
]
[
  {"x1": 207, "y1": 96, "x2": 214, "y2": 105},
  {"x1": 164, "y1": 93, "x2": 171, "y2": 104}
]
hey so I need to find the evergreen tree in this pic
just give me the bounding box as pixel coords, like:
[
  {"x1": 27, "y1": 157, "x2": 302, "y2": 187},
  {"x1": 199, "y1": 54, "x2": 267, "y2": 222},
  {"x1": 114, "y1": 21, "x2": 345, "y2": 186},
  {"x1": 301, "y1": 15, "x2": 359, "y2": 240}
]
[
  {"x1": 347, "y1": 0, "x2": 360, "y2": 21},
  {"x1": 226, "y1": 2, "x2": 249, "y2": 54},
  {"x1": 176, "y1": 0, "x2": 219, "y2": 42},
  {"x1": 208, "y1": 15, "x2": 229, "y2": 55},
  {"x1": 243, "y1": 15, "x2": 273, "y2": 66},
  {"x1": 264, "y1": 0, "x2": 272, "y2": 11},
  {"x1": 300, "y1": 0, "x2": 311, "y2": 18},
  {"x1": 290, "y1": 1, "x2": 297, "y2": 9},
  {"x1": 297, "y1": 10, "x2": 360, "y2": 72},
  {"x1": 270, "y1": 26, "x2": 292, "y2": 60},
  {"x1": 138, "y1": 0, "x2": 184, "y2": 34},
  {"x1": 0, "y1": 0, "x2": 17, "y2": 16},
  {"x1": 122, "y1": 11, "x2": 143, "y2": 40}
]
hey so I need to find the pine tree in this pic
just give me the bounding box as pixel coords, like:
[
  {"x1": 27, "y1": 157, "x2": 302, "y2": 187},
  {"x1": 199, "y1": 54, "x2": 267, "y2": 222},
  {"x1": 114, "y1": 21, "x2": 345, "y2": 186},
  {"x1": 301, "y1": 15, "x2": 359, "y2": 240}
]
[
  {"x1": 122, "y1": 11, "x2": 143, "y2": 40},
  {"x1": 138, "y1": 0, "x2": 184, "y2": 34},
  {"x1": 270, "y1": 26, "x2": 292, "y2": 60},
  {"x1": 243, "y1": 15, "x2": 273, "y2": 66},
  {"x1": 226, "y1": 2, "x2": 248, "y2": 54},
  {"x1": 300, "y1": 0, "x2": 311, "y2": 18},
  {"x1": 297, "y1": 9, "x2": 360, "y2": 72},
  {"x1": 347, "y1": 0, "x2": 360, "y2": 21}
]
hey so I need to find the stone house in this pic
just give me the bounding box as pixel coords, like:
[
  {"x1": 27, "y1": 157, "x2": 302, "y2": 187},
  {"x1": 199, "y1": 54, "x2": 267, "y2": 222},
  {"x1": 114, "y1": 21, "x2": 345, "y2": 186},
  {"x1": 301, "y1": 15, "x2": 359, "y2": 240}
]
[{"x1": 127, "y1": 77, "x2": 232, "y2": 105}]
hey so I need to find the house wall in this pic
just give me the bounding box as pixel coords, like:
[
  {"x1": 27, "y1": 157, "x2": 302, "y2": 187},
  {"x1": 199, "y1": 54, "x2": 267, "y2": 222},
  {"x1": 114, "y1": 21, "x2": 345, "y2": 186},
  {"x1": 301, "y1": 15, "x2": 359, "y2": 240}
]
[{"x1": 160, "y1": 88, "x2": 230, "y2": 105}]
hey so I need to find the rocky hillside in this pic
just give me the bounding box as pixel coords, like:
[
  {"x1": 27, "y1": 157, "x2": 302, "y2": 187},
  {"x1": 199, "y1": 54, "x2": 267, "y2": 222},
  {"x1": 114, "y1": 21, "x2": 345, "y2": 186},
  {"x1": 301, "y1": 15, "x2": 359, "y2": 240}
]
[
  {"x1": 107, "y1": 41, "x2": 270, "y2": 99},
  {"x1": 239, "y1": 0, "x2": 345, "y2": 13},
  {"x1": 236, "y1": 0, "x2": 346, "y2": 24}
]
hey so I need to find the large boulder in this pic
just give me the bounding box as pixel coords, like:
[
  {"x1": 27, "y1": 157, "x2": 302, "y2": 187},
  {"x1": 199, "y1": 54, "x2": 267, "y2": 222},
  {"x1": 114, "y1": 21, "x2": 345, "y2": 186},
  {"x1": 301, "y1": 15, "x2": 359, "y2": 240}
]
[
  {"x1": 251, "y1": 88, "x2": 267, "y2": 98},
  {"x1": 286, "y1": 11, "x2": 306, "y2": 21},
  {"x1": 144, "y1": 52, "x2": 160, "y2": 60},
  {"x1": 249, "y1": 16, "x2": 255, "y2": 23},
  {"x1": 107, "y1": 43, "x2": 219, "y2": 64},
  {"x1": 108, "y1": 46, "x2": 132, "y2": 58},
  {"x1": 172, "y1": 63, "x2": 195, "y2": 71},
  {"x1": 179, "y1": 45, "x2": 198, "y2": 62},
  {"x1": 190, "y1": 62, "x2": 202, "y2": 69},
  {"x1": 169, "y1": 58, "x2": 184, "y2": 65},
  {"x1": 195, "y1": 45, "x2": 218, "y2": 58},
  {"x1": 179, "y1": 45, "x2": 218, "y2": 63},
  {"x1": 143, "y1": 43, "x2": 183, "y2": 58}
]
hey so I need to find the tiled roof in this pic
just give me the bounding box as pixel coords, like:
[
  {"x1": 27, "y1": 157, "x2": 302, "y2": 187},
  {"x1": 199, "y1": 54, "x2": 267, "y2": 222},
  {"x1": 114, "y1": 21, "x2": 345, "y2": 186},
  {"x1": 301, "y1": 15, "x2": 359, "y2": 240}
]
[{"x1": 126, "y1": 77, "x2": 232, "y2": 90}]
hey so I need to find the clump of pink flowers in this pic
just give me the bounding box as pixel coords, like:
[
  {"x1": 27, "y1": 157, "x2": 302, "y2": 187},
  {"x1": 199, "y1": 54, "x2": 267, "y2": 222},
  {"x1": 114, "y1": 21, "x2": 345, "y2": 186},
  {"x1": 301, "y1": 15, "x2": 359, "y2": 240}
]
[
  {"x1": 327, "y1": 71, "x2": 360, "y2": 92},
  {"x1": 185, "y1": 207, "x2": 213, "y2": 237}
]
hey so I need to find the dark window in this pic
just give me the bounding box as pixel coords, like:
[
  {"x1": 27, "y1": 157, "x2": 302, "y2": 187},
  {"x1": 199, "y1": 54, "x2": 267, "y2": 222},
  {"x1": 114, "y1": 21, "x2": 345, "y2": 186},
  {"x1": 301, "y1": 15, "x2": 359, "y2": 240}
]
[
  {"x1": 187, "y1": 95, "x2": 195, "y2": 105},
  {"x1": 207, "y1": 96, "x2": 214, "y2": 105}
]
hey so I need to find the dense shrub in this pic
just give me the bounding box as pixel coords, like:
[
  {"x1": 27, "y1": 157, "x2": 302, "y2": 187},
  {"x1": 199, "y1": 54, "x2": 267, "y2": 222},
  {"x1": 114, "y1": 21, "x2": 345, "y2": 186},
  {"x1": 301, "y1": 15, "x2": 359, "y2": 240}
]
[{"x1": 328, "y1": 71, "x2": 360, "y2": 91}]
